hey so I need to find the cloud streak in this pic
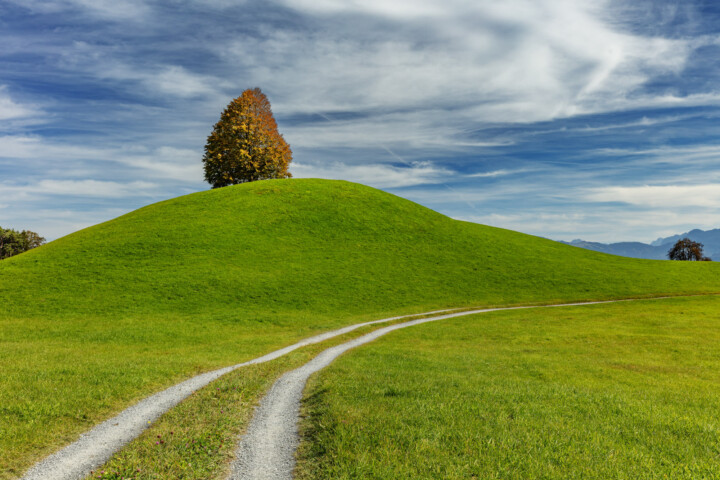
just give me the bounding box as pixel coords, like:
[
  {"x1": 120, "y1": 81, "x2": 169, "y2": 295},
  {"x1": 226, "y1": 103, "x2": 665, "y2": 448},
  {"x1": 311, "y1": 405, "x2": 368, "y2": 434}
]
[
  {"x1": 0, "y1": 179, "x2": 158, "y2": 198},
  {"x1": 0, "y1": 86, "x2": 40, "y2": 121},
  {"x1": 585, "y1": 184, "x2": 720, "y2": 208},
  {"x1": 292, "y1": 160, "x2": 453, "y2": 188}
]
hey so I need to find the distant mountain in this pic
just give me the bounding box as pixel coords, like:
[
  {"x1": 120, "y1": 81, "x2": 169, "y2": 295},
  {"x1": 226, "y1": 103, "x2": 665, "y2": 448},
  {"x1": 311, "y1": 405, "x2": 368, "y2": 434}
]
[
  {"x1": 651, "y1": 228, "x2": 720, "y2": 248},
  {"x1": 561, "y1": 228, "x2": 720, "y2": 260}
]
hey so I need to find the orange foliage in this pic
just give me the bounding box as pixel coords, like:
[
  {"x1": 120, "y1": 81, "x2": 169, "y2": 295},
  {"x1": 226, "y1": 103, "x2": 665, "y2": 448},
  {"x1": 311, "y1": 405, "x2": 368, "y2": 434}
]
[{"x1": 203, "y1": 88, "x2": 292, "y2": 188}]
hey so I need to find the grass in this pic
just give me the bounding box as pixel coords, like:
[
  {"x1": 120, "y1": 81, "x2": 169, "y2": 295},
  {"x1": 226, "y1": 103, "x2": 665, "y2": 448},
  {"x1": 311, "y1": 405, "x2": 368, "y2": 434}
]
[
  {"x1": 82, "y1": 315, "x2": 423, "y2": 480},
  {"x1": 2, "y1": 178, "x2": 719, "y2": 477},
  {"x1": 297, "y1": 296, "x2": 720, "y2": 479}
]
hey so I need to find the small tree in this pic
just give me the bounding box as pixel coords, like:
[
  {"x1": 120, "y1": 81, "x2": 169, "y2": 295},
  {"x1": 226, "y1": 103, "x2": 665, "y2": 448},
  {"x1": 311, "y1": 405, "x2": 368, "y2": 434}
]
[
  {"x1": 0, "y1": 227, "x2": 45, "y2": 260},
  {"x1": 202, "y1": 88, "x2": 292, "y2": 188},
  {"x1": 667, "y1": 237, "x2": 711, "y2": 261}
]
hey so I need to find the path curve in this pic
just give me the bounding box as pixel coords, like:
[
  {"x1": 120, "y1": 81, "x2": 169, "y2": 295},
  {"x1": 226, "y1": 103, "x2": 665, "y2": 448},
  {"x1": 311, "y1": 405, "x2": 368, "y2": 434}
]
[
  {"x1": 228, "y1": 298, "x2": 659, "y2": 480},
  {"x1": 20, "y1": 308, "x2": 460, "y2": 480}
]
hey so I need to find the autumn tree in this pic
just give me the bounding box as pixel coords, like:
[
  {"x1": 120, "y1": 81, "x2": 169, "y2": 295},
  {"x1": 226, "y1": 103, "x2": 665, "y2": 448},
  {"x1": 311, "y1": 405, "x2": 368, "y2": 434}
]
[
  {"x1": 667, "y1": 237, "x2": 711, "y2": 261},
  {"x1": 0, "y1": 227, "x2": 45, "y2": 260},
  {"x1": 203, "y1": 88, "x2": 292, "y2": 188}
]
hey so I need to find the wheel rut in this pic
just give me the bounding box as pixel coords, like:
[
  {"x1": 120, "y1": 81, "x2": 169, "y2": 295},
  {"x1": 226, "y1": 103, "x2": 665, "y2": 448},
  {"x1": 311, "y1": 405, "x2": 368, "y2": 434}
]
[{"x1": 228, "y1": 298, "x2": 655, "y2": 479}]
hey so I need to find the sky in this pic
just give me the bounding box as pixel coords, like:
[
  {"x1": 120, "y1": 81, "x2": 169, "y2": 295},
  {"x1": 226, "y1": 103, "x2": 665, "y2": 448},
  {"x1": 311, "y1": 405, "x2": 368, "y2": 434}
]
[{"x1": 1, "y1": 0, "x2": 720, "y2": 243}]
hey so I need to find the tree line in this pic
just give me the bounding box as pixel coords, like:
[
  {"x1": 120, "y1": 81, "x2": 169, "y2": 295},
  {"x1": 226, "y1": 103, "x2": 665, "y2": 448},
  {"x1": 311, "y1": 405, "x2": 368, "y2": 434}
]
[{"x1": 0, "y1": 227, "x2": 45, "y2": 260}]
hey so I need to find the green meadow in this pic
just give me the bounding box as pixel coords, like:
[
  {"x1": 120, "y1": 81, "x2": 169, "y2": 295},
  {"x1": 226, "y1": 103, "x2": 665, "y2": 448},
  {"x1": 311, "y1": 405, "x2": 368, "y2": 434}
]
[
  {"x1": 2, "y1": 179, "x2": 719, "y2": 477},
  {"x1": 81, "y1": 318, "x2": 419, "y2": 480},
  {"x1": 298, "y1": 296, "x2": 720, "y2": 479}
]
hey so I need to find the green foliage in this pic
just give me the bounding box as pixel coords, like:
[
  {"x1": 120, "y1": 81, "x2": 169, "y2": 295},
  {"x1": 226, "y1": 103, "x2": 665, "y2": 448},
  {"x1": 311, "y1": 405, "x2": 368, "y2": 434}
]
[
  {"x1": 202, "y1": 88, "x2": 292, "y2": 188},
  {"x1": 298, "y1": 296, "x2": 720, "y2": 479},
  {"x1": 1, "y1": 179, "x2": 719, "y2": 476},
  {"x1": 0, "y1": 226, "x2": 45, "y2": 260}
]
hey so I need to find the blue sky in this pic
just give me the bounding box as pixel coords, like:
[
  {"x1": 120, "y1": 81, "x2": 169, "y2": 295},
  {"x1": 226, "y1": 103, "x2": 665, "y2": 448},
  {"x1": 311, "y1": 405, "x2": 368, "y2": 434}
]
[{"x1": 1, "y1": 0, "x2": 719, "y2": 242}]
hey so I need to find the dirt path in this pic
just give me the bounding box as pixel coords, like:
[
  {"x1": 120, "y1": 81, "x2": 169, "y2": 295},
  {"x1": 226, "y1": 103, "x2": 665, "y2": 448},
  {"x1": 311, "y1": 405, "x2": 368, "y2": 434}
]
[
  {"x1": 23, "y1": 296, "x2": 689, "y2": 480},
  {"x1": 20, "y1": 308, "x2": 459, "y2": 480},
  {"x1": 227, "y1": 299, "x2": 644, "y2": 480}
]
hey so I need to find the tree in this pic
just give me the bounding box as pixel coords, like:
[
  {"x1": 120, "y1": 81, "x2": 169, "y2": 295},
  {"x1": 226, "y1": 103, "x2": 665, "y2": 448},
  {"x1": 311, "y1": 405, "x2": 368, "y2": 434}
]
[
  {"x1": 0, "y1": 227, "x2": 45, "y2": 260},
  {"x1": 667, "y1": 237, "x2": 711, "y2": 261},
  {"x1": 203, "y1": 88, "x2": 292, "y2": 188}
]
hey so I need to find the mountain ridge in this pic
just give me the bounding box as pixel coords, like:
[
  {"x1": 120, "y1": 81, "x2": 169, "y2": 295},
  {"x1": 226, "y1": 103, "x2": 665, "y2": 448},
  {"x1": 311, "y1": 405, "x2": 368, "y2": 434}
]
[{"x1": 562, "y1": 228, "x2": 720, "y2": 260}]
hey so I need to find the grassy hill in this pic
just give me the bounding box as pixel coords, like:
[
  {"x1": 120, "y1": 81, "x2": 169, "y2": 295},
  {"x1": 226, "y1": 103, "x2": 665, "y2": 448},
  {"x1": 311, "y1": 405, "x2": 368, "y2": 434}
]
[
  {"x1": 2, "y1": 178, "x2": 719, "y2": 318},
  {"x1": 2, "y1": 178, "x2": 719, "y2": 477}
]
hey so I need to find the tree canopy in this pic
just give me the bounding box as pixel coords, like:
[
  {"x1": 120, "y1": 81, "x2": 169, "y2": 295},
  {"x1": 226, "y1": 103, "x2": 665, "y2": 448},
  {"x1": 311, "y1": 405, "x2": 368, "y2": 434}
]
[
  {"x1": 0, "y1": 227, "x2": 45, "y2": 260},
  {"x1": 203, "y1": 88, "x2": 292, "y2": 188},
  {"x1": 667, "y1": 237, "x2": 711, "y2": 261}
]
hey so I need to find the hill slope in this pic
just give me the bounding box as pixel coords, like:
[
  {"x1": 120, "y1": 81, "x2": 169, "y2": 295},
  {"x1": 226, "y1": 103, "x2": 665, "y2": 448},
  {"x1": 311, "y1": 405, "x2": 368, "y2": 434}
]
[
  {"x1": 2, "y1": 179, "x2": 720, "y2": 476},
  {"x1": 2, "y1": 179, "x2": 719, "y2": 321}
]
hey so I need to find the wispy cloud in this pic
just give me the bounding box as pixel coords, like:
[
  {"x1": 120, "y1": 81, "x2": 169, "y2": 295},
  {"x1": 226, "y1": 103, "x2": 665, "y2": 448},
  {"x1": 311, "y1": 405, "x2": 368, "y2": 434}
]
[
  {"x1": 0, "y1": 179, "x2": 159, "y2": 198},
  {"x1": 97, "y1": 64, "x2": 225, "y2": 99},
  {"x1": 0, "y1": 135, "x2": 103, "y2": 160},
  {"x1": 462, "y1": 208, "x2": 720, "y2": 244},
  {"x1": 0, "y1": 86, "x2": 40, "y2": 121},
  {"x1": 255, "y1": 0, "x2": 699, "y2": 122},
  {"x1": 292, "y1": 160, "x2": 453, "y2": 188},
  {"x1": 6, "y1": 0, "x2": 152, "y2": 20},
  {"x1": 585, "y1": 183, "x2": 720, "y2": 208},
  {"x1": 467, "y1": 169, "x2": 528, "y2": 178}
]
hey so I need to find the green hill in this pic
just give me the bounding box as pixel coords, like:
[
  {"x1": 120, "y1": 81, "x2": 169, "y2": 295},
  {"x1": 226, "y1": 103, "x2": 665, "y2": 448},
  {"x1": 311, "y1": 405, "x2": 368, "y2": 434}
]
[
  {"x1": 2, "y1": 179, "x2": 718, "y2": 319},
  {"x1": 2, "y1": 179, "x2": 719, "y2": 476}
]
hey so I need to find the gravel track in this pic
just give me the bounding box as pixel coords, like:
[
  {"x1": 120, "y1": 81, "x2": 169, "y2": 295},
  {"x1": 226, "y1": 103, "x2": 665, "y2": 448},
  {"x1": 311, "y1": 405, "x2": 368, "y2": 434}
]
[
  {"x1": 20, "y1": 308, "x2": 459, "y2": 480},
  {"x1": 22, "y1": 296, "x2": 681, "y2": 480},
  {"x1": 227, "y1": 299, "x2": 638, "y2": 480}
]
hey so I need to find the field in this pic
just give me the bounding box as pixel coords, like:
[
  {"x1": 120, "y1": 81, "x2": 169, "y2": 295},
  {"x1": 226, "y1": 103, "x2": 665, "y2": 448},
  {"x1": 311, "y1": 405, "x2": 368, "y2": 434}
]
[
  {"x1": 2, "y1": 179, "x2": 719, "y2": 477},
  {"x1": 297, "y1": 296, "x2": 720, "y2": 479}
]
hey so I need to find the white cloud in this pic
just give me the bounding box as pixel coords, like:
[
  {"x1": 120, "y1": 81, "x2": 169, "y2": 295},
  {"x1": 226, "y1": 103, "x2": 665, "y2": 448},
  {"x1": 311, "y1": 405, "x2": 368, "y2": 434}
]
[
  {"x1": 585, "y1": 184, "x2": 720, "y2": 208},
  {"x1": 0, "y1": 136, "x2": 205, "y2": 182},
  {"x1": 0, "y1": 86, "x2": 40, "y2": 121},
  {"x1": 460, "y1": 207, "x2": 720, "y2": 244},
  {"x1": 69, "y1": 0, "x2": 150, "y2": 19},
  {"x1": 292, "y1": 160, "x2": 453, "y2": 188},
  {"x1": 467, "y1": 169, "x2": 527, "y2": 178},
  {"x1": 6, "y1": 0, "x2": 151, "y2": 20},
  {"x1": 280, "y1": 0, "x2": 446, "y2": 18},
  {"x1": 595, "y1": 144, "x2": 720, "y2": 161},
  {"x1": 97, "y1": 64, "x2": 223, "y2": 99},
  {"x1": 0, "y1": 135, "x2": 102, "y2": 159},
  {"x1": 462, "y1": 211, "x2": 592, "y2": 236},
  {"x1": 52, "y1": 41, "x2": 226, "y2": 99},
  {"x1": 0, "y1": 179, "x2": 158, "y2": 198},
  {"x1": 118, "y1": 146, "x2": 205, "y2": 182},
  {"x1": 238, "y1": 0, "x2": 699, "y2": 125},
  {"x1": 284, "y1": 110, "x2": 510, "y2": 150},
  {"x1": 145, "y1": 66, "x2": 221, "y2": 98}
]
